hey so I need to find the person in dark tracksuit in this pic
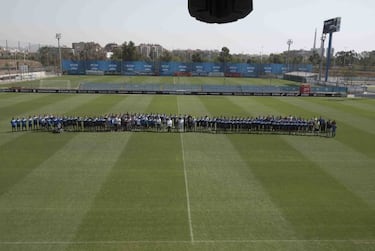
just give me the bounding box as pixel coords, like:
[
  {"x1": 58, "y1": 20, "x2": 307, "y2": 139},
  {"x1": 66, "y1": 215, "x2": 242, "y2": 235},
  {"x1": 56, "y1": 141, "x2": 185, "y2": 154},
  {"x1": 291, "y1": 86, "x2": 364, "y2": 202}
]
[{"x1": 331, "y1": 120, "x2": 337, "y2": 137}]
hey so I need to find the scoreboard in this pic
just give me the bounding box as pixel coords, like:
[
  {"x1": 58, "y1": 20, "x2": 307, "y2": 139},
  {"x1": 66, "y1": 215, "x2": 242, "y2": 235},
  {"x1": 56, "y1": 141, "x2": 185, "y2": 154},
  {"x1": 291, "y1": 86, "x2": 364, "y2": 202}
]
[{"x1": 323, "y1": 17, "x2": 341, "y2": 34}]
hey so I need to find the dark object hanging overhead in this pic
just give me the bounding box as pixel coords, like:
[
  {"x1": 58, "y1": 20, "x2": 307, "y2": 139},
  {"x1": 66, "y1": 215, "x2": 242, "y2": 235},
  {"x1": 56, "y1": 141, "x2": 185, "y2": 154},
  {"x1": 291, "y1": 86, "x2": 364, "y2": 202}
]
[{"x1": 188, "y1": 0, "x2": 253, "y2": 24}]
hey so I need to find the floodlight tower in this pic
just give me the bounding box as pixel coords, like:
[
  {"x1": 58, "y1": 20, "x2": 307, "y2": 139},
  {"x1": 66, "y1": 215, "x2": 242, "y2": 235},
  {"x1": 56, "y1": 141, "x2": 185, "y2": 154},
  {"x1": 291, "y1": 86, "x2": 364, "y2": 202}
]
[
  {"x1": 287, "y1": 39, "x2": 293, "y2": 72},
  {"x1": 56, "y1": 33, "x2": 62, "y2": 76},
  {"x1": 322, "y1": 17, "x2": 341, "y2": 82},
  {"x1": 318, "y1": 34, "x2": 326, "y2": 81}
]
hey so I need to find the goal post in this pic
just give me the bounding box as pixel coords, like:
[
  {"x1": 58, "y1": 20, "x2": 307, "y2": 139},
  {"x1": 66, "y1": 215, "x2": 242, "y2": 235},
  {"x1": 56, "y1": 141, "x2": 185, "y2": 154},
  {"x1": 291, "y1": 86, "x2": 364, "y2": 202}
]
[{"x1": 38, "y1": 79, "x2": 72, "y2": 89}]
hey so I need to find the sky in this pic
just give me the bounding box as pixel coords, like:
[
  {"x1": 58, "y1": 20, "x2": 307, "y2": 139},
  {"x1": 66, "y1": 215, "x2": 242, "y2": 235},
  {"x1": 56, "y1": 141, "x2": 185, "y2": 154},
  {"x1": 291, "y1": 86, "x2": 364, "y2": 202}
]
[{"x1": 1, "y1": 0, "x2": 374, "y2": 54}]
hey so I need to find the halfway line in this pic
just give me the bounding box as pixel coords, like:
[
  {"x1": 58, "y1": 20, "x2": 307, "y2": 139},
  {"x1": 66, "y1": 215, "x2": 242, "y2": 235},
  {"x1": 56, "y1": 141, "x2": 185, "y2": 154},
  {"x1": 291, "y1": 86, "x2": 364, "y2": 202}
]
[
  {"x1": 177, "y1": 98, "x2": 194, "y2": 243},
  {"x1": 180, "y1": 133, "x2": 194, "y2": 243}
]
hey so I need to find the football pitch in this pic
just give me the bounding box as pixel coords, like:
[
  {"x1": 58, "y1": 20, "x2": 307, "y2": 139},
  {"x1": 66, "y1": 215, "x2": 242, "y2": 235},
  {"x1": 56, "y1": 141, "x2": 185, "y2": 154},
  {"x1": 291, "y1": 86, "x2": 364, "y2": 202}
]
[
  {"x1": 0, "y1": 77, "x2": 374, "y2": 251},
  {"x1": 1, "y1": 75, "x2": 298, "y2": 89}
]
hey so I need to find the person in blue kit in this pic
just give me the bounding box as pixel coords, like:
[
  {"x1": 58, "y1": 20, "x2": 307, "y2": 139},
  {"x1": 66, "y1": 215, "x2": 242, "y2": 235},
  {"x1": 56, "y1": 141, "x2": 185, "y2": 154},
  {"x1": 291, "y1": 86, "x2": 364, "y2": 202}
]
[
  {"x1": 21, "y1": 118, "x2": 27, "y2": 131},
  {"x1": 9, "y1": 113, "x2": 336, "y2": 137},
  {"x1": 11, "y1": 118, "x2": 17, "y2": 132},
  {"x1": 28, "y1": 116, "x2": 33, "y2": 130},
  {"x1": 16, "y1": 118, "x2": 21, "y2": 131}
]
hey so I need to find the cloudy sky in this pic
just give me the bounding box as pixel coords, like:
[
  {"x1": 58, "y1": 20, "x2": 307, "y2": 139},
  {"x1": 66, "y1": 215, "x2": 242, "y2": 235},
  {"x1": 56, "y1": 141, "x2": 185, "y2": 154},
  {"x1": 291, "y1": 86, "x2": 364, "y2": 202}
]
[{"x1": 1, "y1": 0, "x2": 374, "y2": 54}]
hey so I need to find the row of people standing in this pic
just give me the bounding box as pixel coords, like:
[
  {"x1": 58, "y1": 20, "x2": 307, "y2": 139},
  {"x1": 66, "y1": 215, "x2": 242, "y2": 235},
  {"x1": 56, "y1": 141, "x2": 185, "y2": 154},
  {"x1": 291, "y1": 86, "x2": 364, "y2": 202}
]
[{"x1": 10, "y1": 114, "x2": 337, "y2": 137}]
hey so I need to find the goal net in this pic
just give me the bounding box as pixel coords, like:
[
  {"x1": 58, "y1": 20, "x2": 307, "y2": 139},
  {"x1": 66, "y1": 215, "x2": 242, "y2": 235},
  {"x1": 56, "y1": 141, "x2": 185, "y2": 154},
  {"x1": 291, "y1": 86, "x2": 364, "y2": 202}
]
[{"x1": 38, "y1": 79, "x2": 72, "y2": 89}]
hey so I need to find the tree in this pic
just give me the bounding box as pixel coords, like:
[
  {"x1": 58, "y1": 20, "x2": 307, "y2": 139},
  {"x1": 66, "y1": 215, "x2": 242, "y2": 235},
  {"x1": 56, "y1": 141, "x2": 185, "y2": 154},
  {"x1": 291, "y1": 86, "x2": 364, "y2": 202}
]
[
  {"x1": 358, "y1": 51, "x2": 375, "y2": 70},
  {"x1": 38, "y1": 47, "x2": 49, "y2": 66},
  {"x1": 121, "y1": 41, "x2": 140, "y2": 61},
  {"x1": 111, "y1": 47, "x2": 123, "y2": 61},
  {"x1": 159, "y1": 50, "x2": 172, "y2": 62},
  {"x1": 291, "y1": 55, "x2": 303, "y2": 65},
  {"x1": 81, "y1": 42, "x2": 106, "y2": 60},
  {"x1": 191, "y1": 52, "x2": 203, "y2": 63},
  {"x1": 269, "y1": 53, "x2": 284, "y2": 64},
  {"x1": 217, "y1": 46, "x2": 232, "y2": 63},
  {"x1": 308, "y1": 51, "x2": 321, "y2": 65},
  {"x1": 335, "y1": 50, "x2": 358, "y2": 67}
]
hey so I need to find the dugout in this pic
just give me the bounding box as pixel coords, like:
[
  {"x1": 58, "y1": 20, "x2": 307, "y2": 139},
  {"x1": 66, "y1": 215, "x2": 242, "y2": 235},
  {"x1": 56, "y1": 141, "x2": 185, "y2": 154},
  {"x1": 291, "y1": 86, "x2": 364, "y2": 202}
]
[{"x1": 284, "y1": 72, "x2": 318, "y2": 83}]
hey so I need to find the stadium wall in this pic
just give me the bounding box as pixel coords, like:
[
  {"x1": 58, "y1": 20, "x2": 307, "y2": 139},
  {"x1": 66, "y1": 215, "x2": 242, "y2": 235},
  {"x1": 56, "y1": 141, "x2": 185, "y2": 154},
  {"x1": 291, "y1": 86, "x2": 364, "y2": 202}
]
[{"x1": 62, "y1": 60, "x2": 312, "y2": 77}]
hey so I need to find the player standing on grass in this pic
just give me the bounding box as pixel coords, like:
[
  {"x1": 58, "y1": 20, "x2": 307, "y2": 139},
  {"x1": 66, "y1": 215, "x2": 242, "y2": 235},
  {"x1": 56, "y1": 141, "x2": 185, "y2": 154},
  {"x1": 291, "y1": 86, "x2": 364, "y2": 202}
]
[
  {"x1": 21, "y1": 118, "x2": 27, "y2": 131},
  {"x1": 33, "y1": 115, "x2": 38, "y2": 130},
  {"x1": 11, "y1": 118, "x2": 16, "y2": 132},
  {"x1": 28, "y1": 116, "x2": 33, "y2": 130},
  {"x1": 167, "y1": 117, "x2": 173, "y2": 132},
  {"x1": 331, "y1": 120, "x2": 337, "y2": 137}
]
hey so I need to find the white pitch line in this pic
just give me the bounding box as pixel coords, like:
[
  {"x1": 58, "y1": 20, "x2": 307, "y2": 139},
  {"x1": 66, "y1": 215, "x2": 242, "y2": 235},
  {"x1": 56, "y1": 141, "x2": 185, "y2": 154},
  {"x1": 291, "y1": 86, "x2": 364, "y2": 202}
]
[
  {"x1": 177, "y1": 98, "x2": 194, "y2": 243},
  {"x1": 180, "y1": 132, "x2": 194, "y2": 243},
  {"x1": 1, "y1": 240, "x2": 373, "y2": 245}
]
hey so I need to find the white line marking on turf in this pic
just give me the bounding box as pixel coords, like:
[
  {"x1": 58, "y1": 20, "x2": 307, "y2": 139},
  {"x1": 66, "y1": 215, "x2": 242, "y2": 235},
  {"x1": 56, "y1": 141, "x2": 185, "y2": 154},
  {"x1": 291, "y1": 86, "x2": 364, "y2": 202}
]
[
  {"x1": 177, "y1": 98, "x2": 194, "y2": 243},
  {"x1": 180, "y1": 133, "x2": 194, "y2": 243},
  {"x1": 1, "y1": 240, "x2": 373, "y2": 245}
]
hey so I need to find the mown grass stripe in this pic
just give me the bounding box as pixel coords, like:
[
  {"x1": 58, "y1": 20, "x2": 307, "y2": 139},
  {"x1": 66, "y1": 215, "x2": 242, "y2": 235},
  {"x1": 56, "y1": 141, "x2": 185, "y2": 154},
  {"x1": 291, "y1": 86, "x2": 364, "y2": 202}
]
[
  {"x1": 281, "y1": 135, "x2": 375, "y2": 208},
  {"x1": 70, "y1": 134, "x2": 190, "y2": 242},
  {"x1": 2, "y1": 239, "x2": 374, "y2": 244},
  {"x1": 0, "y1": 93, "x2": 127, "y2": 196},
  {"x1": 278, "y1": 97, "x2": 375, "y2": 135},
  {"x1": 0, "y1": 93, "x2": 46, "y2": 107},
  {"x1": 181, "y1": 96, "x2": 301, "y2": 243},
  {"x1": 327, "y1": 99, "x2": 375, "y2": 119},
  {"x1": 0, "y1": 94, "x2": 65, "y2": 120},
  {"x1": 226, "y1": 96, "x2": 280, "y2": 116},
  {"x1": 212, "y1": 97, "x2": 375, "y2": 241},
  {"x1": 1, "y1": 240, "x2": 373, "y2": 251},
  {"x1": 0, "y1": 95, "x2": 110, "y2": 196},
  {"x1": 312, "y1": 98, "x2": 375, "y2": 119},
  {"x1": 0, "y1": 95, "x2": 134, "y2": 250},
  {"x1": 230, "y1": 96, "x2": 375, "y2": 206},
  {"x1": 0, "y1": 133, "x2": 76, "y2": 197},
  {"x1": 228, "y1": 133, "x2": 375, "y2": 240},
  {"x1": 0, "y1": 134, "x2": 132, "y2": 245},
  {"x1": 229, "y1": 97, "x2": 375, "y2": 238},
  {"x1": 69, "y1": 96, "x2": 191, "y2": 243},
  {"x1": 109, "y1": 94, "x2": 153, "y2": 114},
  {"x1": 274, "y1": 97, "x2": 375, "y2": 158}
]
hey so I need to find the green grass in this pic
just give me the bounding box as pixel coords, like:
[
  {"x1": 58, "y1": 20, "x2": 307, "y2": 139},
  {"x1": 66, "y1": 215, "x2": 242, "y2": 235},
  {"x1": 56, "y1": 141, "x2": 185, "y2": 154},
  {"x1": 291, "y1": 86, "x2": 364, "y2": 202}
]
[
  {"x1": 0, "y1": 89, "x2": 374, "y2": 250},
  {"x1": 367, "y1": 85, "x2": 375, "y2": 93},
  {"x1": 1, "y1": 75, "x2": 298, "y2": 89}
]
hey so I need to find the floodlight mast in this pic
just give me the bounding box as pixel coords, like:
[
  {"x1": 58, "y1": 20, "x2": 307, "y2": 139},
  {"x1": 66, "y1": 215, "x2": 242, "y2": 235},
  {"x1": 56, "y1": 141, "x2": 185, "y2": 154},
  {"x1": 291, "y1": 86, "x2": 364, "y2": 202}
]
[
  {"x1": 56, "y1": 33, "x2": 62, "y2": 76},
  {"x1": 287, "y1": 39, "x2": 293, "y2": 72},
  {"x1": 325, "y1": 32, "x2": 334, "y2": 82},
  {"x1": 322, "y1": 17, "x2": 341, "y2": 82},
  {"x1": 318, "y1": 34, "x2": 326, "y2": 81}
]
